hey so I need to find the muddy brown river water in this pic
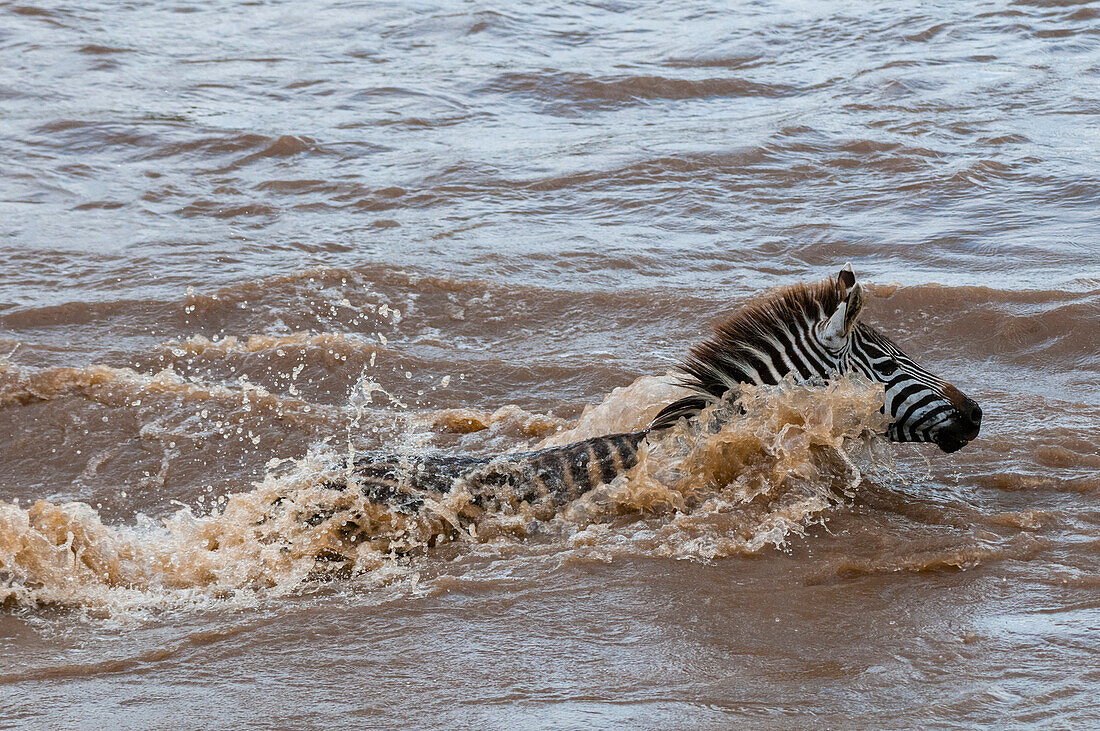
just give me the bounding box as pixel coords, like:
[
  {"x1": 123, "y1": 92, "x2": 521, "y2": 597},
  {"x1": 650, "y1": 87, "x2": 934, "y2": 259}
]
[{"x1": 2, "y1": 0, "x2": 1099, "y2": 727}]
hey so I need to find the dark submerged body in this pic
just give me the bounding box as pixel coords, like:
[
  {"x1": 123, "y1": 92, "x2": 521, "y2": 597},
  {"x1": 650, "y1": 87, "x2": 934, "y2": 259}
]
[{"x1": 324, "y1": 432, "x2": 649, "y2": 513}]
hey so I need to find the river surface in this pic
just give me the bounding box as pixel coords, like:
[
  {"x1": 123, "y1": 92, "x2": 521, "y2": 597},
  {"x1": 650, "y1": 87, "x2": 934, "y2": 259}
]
[{"x1": 2, "y1": 0, "x2": 1099, "y2": 727}]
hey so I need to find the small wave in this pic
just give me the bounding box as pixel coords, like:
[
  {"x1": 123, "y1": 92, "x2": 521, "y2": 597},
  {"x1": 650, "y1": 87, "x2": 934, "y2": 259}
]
[
  {"x1": 77, "y1": 44, "x2": 131, "y2": 56},
  {"x1": 428, "y1": 405, "x2": 567, "y2": 438},
  {"x1": 161, "y1": 332, "x2": 380, "y2": 358},
  {"x1": 29, "y1": 120, "x2": 160, "y2": 153},
  {"x1": 483, "y1": 71, "x2": 795, "y2": 113},
  {"x1": 806, "y1": 534, "x2": 1046, "y2": 584},
  {"x1": 135, "y1": 132, "x2": 272, "y2": 161},
  {"x1": 863, "y1": 283, "x2": 1100, "y2": 369},
  {"x1": 662, "y1": 53, "x2": 765, "y2": 70},
  {"x1": 0, "y1": 361, "x2": 332, "y2": 426}
]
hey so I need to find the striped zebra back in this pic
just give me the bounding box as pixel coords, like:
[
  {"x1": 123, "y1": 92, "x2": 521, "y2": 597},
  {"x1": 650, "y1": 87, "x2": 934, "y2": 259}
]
[{"x1": 324, "y1": 431, "x2": 650, "y2": 515}]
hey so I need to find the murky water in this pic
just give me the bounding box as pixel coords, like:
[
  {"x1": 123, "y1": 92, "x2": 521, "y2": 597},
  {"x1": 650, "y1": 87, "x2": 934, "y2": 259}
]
[{"x1": 2, "y1": 0, "x2": 1099, "y2": 727}]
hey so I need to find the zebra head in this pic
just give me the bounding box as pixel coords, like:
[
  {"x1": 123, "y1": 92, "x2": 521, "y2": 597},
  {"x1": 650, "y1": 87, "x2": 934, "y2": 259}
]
[{"x1": 651, "y1": 264, "x2": 982, "y2": 453}]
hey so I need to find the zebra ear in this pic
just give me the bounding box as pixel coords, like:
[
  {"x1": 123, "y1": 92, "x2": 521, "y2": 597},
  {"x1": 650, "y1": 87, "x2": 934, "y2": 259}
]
[
  {"x1": 837, "y1": 262, "x2": 856, "y2": 297},
  {"x1": 822, "y1": 281, "x2": 864, "y2": 344}
]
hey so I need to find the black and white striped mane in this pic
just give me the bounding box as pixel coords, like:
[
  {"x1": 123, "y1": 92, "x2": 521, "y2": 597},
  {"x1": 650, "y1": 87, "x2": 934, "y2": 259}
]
[{"x1": 651, "y1": 277, "x2": 847, "y2": 430}]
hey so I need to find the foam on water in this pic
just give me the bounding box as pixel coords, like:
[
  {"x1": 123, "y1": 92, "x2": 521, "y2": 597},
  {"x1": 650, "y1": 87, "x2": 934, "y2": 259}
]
[
  {"x1": 0, "y1": 373, "x2": 890, "y2": 615},
  {"x1": 561, "y1": 376, "x2": 892, "y2": 561}
]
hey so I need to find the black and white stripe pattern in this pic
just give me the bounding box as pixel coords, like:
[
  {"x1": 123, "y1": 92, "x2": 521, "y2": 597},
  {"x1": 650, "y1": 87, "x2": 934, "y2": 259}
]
[
  {"x1": 847, "y1": 324, "x2": 981, "y2": 450},
  {"x1": 652, "y1": 264, "x2": 981, "y2": 453},
  {"x1": 311, "y1": 265, "x2": 980, "y2": 536}
]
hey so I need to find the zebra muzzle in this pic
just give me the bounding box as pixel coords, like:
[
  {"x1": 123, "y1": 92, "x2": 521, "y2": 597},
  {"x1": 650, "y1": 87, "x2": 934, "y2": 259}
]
[{"x1": 931, "y1": 397, "x2": 982, "y2": 453}]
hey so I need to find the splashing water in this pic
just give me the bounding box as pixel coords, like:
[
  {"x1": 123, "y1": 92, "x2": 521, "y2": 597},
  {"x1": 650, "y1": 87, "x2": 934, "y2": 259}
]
[
  {"x1": 0, "y1": 374, "x2": 890, "y2": 614},
  {"x1": 564, "y1": 376, "x2": 893, "y2": 561}
]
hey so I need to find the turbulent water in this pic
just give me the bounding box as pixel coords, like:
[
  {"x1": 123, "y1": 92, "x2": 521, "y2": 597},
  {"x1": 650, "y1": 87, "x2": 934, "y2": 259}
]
[{"x1": 1, "y1": 0, "x2": 1099, "y2": 727}]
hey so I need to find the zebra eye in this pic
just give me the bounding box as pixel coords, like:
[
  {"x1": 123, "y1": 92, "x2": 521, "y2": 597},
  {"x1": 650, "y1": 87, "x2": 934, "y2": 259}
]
[{"x1": 876, "y1": 358, "x2": 899, "y2": 376}]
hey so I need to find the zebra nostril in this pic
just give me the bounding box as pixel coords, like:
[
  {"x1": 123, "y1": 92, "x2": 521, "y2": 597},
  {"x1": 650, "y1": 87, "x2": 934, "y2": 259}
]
[{"x1": 970, "y1": 404, "x2": 982, "y2": 424}]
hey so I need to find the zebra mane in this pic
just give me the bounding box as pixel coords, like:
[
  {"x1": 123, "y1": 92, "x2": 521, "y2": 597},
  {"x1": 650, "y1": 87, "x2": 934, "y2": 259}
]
[{"x1": 650, "y1": 275, "x2": 844, "y2": 430}]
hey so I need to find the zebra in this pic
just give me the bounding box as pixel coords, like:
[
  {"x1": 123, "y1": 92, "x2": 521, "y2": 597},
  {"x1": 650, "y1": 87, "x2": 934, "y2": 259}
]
[{"x1": 305, "y1": 264, "x2": 981, "y2": 539}]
